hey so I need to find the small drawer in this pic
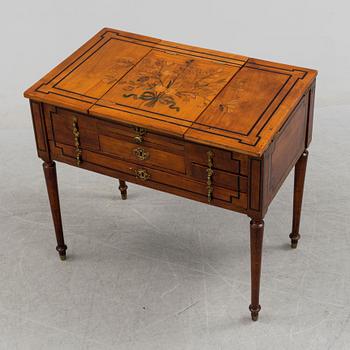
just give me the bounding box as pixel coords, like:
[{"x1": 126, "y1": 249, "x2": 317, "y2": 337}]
[
  {"x1": 45, "y1": 107, "x2": 100, "y2": 150},
  {"x1": 190, "y1": 163, "x2": 248, "y2": 193},
  {"x1": 185, "y1": 143, "x2": 248, "y2": 176},
  {"x1": 95, "y1": 118, "x2": 185, "y2": 153}
]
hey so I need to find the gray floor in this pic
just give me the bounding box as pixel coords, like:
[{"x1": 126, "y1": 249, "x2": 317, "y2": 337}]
[{"x1": 0, "y1": 104, "x2": 349, "y2": 349}]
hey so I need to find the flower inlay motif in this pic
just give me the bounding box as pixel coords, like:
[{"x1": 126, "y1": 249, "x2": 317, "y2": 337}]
[{"x1": 120, "y1": 58, "x2": 229, "y2": 112}]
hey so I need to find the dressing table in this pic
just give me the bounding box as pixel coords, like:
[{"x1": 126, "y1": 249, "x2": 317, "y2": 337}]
[{"x1": 24, "y1": 28, "x2": 317, "y2": 321}]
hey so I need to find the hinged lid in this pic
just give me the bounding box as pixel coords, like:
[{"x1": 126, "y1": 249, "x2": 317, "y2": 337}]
[{"x1": 24, "y1": 27, "x2": 317, "y2": 156}]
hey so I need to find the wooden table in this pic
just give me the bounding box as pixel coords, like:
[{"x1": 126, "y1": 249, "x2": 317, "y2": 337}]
[{"x1": 24, "y1": 28, "x2": 317, "y2": 321}]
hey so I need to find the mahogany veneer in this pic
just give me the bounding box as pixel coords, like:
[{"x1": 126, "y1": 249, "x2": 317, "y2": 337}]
[{"x1": 24, "y1": 28, "x2": 317, "y2": 321}]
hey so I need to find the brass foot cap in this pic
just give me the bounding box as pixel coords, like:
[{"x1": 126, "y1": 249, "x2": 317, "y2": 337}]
[
  {"x1": 249, "y1": 305, "x2": 261, "y2": 321},
  {"x1": 291, "y1": 240, "x2": 298, "y2": 249},
  {"x1": 289, "y1": 233, "x2": 300, "y2": 249},
  {"x1": 121, "y1": 193, "x2": 127, "y2": 200},
  {"x1": 56, "y1": 245, "x2": 67, "y2": 259},
  {"x1": 251, "y1": 313, "x2": 259, "y2": 321}
]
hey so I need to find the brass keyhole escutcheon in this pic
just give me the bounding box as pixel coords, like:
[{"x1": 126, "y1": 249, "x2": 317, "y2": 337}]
[
  {"x1": 134, "y1": 127, "x2": 146, "y2": 144},
  {"x1": 135, "y1": 168, "x2": 150, "y2": 181},
  {"x1": 133, "y1": 147, "x2": 149, "y2": 161}
]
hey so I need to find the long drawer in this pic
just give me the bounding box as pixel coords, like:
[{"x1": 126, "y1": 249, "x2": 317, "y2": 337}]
[{"x1": 43, "y1": 105, "x2": 249, "y2": 211}]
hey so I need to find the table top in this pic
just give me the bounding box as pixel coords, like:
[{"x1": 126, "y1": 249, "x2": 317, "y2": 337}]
[{"x1": 24, "y1": 27, "x2": 317, "y2": 156}]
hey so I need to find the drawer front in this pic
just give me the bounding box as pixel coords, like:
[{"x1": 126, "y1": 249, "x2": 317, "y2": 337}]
[
  {"x1": 185, "y1": 142, "x2": 248, "y2": 197},
  {"x1": 99, "y1": 135, "x2": 185, "y2": 173},
  {"x1": 44, "y1": 105, "x2": 248, "y2": 212},
  {"x1": 95, "y1": 118, "x2": 185, "y2": 152},
  {"x1": 48, "y1": 107, "x2": 99, "y2": 150},
  {"x1": 185, "y1": 143, "x2": 248, "y2": 176},
  {"x1": 190, "y1": 163, "x2": 248, "y2": 193}
]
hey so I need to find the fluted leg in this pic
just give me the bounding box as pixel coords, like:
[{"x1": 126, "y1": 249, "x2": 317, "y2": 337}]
[
  {"x1": 289, "y1": 150, "x2": 309, "y2": 248},
  {"x1": 43, "y1": 161, "x2": 67, "y2": 260},
  {"x1": 118, "y1": 179, "x2": 128, "y2": 200},
  {"x1": 249, "y1": 218, "x2": 264, "y2": 321}
]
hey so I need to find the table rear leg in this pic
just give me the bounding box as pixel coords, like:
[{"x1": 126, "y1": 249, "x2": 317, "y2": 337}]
[
  {"x1": 289, "y1": 150, "x2": 309, "y2": 248},
  {"x1": 118, "y1": 179, "x2": 128, "y2": 200}
]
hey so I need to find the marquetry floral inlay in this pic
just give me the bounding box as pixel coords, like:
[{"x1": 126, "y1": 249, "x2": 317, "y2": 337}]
[{"x1": 119, "y1": 58, "x2": 229, "y2": 112}]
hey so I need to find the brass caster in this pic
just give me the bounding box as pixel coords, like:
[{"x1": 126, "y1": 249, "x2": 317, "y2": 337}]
[
  {"x1": 59, "y1": 254, "x2": 66, "y2": 261},
  {"x1": 121, "y1": 192, "x2": 127, "y2": 200}
]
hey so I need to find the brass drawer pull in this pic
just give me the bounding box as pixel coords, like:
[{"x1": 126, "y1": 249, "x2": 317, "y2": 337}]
[
  {"x1": 206, "y1": 150, "x2": 214, "y2": 203},
  {"x1": 135, "y1": 168, "x2": 150, "y2": 181},
  {"x1": 72, "y1": 116, "x2": 82, "y2": 166},
  {"x1": 134, "y1": 127, "x2": 146, "y2": 144},
  {"x1": 133, "y1": 147, "x2": 149, "y2": 161}
]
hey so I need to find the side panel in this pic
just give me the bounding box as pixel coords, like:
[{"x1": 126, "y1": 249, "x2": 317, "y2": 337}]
[
  {"x1": 248, "y1": 158, "x2": 263, "y2": 214},
  {"x1": 265, "y1": 95, "x2": 308, "y2": 207},
  {"x1": 306, "y1": 81, "x2": 316, "y2": 146},
  {"x1": 30, "y1": 100, "x2": 50, "y2": 161}
]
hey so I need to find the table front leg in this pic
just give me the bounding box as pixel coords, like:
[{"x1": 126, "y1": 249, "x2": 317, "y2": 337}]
[
  {"x1": 118, "y1": 179, "x2": 128, "y2": 200},
  {"x1": 249, "y1": 218, "x2": 264, "y2": 321},
  {"x1": 289, "y1": 150, "x2": 309, "y2": 248},
  {"x1": 43, "y1": 161, "x2": 67, "y2": 260}
]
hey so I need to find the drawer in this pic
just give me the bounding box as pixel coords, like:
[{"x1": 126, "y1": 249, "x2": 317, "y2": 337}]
[
  {"x1": 185, "y1": 142, "x2": 248, "y2": 196},
  {"x1": 95, "y1": 118, "x2": 185, "y2": 152},
  {"x1": 46, "y1": 107, "x2": 99, "y2": 150},
  {"x1": 190, "y1": 163, "x2": 248, "y2": 193},
  {"x1": 99, "y1": 135, "x2": 185, "y2": 173},
  {"x1": 185, "y1": 143, "x2": 248, "y2": 176}
]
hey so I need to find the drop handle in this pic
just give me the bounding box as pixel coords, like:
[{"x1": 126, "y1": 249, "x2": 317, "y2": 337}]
[
  {"x1": 72, "y1": 116, "x2": 82, "y2": 166},
  {"x1": 134, "y1": 127, "x2": 146, "y2": 144},
  {"x1": 206, "y1": 150, "x2": 214, "y2": 203}
]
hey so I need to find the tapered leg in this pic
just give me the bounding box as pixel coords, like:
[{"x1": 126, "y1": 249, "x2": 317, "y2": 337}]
[
  {"x1": 289, "y1": 150, "x2": 309, "y2": 248},
  {"x1": 118, "y1": 179, "x2": 128, "y2": 200},
  {"x1": 249, "y1": 218, "x2": 264, "y2": 321},
  {"x1": 43, "y1": 161, "x2": 67, "y2": 260}
]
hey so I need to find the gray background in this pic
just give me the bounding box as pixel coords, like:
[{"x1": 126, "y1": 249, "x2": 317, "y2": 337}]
[{"x1": 0, "y1": 1, "x2": 350, "y2": 349}]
